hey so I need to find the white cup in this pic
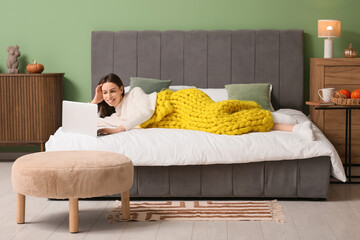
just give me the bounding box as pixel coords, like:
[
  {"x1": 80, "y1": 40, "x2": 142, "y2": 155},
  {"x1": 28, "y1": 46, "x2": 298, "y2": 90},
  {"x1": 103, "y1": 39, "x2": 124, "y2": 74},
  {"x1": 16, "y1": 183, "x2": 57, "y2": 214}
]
[{"x1": 318, "y1": 88, "x2": 335, "y2": 102}]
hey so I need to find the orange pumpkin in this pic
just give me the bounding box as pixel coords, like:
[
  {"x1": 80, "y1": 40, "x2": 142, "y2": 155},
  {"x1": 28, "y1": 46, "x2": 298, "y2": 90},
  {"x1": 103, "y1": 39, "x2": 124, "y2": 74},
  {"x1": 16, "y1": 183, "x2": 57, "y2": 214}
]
[
  {"x1": 338, "y1": 89, "x2": 351, "y2": 98},
  {"x1": 26, "y1": 60, "x2": 44, "y2": 73},
  {"x1": 351, "y1": 89, "x2": 360, "y2": 99}
]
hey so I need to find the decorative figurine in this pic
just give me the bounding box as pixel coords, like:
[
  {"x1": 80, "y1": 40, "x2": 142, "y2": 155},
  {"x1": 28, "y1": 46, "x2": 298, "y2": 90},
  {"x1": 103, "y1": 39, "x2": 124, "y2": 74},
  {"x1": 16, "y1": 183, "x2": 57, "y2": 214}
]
[
  {"x1": 6, "y1": 45, "x2": 21, "y2": 73},
  {"x1": 344, "y1": 43, "x2": 358, "y2": 58}
]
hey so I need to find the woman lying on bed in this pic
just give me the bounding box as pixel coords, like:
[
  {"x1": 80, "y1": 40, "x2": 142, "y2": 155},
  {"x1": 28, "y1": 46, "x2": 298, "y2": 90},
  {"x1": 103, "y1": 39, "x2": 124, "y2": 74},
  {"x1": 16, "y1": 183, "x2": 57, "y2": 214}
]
[{"x1": 91, "y1": 73, "x2": 315, "y2": 140}]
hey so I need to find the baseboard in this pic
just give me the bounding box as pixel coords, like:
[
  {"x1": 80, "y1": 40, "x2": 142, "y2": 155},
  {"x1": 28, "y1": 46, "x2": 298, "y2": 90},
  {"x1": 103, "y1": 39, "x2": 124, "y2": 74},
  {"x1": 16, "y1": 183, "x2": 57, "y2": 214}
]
[{"x1": 0, "y1": 152, "x2": 29, "y2": 161}]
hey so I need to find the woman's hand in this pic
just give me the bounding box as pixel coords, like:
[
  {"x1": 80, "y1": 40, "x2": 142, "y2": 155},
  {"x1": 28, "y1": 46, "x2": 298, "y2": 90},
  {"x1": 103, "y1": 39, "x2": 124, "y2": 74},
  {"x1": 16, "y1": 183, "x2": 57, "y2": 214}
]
[
  {"x1": 97, "y1": 125, "x2": 126, "y2": 135},
  {"x1": 91, "y1": 84, "x2": 103, "y2": 104}
]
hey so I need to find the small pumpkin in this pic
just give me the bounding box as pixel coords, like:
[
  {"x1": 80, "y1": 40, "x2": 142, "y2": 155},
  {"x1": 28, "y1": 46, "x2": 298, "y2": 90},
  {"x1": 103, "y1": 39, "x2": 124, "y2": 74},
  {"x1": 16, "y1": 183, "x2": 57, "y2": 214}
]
[
  {"x1": 338, "y1": 89, "x2": 351, "y2": 98},
  {"x1": 351, "y1": 89, "x2": 360, "y2": 99},
  {"x1": 344, "y1": 43, "x2": 358, "y2": 58},
  {"x1": 26, "y1": 60, "x2": 44, "y2": 73}
]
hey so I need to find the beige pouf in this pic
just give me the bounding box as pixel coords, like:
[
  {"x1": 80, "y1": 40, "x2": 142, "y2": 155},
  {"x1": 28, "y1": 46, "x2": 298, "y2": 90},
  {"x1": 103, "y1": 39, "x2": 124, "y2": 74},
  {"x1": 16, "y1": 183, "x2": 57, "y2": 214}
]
[{"x1": 11, "y1": 151, "x2": 133, "y2": 233}]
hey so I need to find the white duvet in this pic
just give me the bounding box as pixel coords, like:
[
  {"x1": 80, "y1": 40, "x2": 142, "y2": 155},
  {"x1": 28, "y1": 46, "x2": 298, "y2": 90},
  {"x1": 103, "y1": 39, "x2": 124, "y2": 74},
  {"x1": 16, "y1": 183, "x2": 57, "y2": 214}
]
[{"x1": 46, "y1": 109, "x2": 346, "y2": 182}]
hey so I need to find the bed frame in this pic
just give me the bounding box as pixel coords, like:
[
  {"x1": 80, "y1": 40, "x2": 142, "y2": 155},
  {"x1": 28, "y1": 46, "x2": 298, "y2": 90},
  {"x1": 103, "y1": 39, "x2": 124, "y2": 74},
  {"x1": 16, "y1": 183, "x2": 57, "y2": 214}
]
[{"x1": 91, "y1": 30, "x2": 330, "y2": 199}]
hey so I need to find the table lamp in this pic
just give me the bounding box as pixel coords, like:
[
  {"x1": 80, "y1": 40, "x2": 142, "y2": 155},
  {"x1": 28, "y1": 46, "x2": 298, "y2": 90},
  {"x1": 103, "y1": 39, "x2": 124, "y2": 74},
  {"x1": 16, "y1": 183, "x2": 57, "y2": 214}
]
[{"x1": 318, "y1": 20, "x2": 341, "y2": 58}]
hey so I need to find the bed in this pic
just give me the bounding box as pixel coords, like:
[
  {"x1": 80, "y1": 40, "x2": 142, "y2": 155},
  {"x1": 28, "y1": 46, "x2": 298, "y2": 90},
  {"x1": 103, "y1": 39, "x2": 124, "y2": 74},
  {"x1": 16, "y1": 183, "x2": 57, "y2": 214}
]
[{"x1": 46, "y1": 30, "x2": 346, "y2": 199}]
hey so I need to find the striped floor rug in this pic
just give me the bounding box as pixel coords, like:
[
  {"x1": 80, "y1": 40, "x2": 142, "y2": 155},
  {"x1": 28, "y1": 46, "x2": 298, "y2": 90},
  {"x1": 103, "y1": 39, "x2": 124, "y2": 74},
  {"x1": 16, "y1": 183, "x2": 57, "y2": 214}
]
[{"x1": 107, "y1": 200, "x2": 285, "y2": 223}]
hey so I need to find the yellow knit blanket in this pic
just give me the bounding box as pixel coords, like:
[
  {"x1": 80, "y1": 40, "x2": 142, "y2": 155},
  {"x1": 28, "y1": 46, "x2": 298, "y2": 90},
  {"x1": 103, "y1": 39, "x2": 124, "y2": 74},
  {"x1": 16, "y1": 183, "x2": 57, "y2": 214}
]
[{"x1": 140, "y1": 89, "x2": 273, "y2": 135}]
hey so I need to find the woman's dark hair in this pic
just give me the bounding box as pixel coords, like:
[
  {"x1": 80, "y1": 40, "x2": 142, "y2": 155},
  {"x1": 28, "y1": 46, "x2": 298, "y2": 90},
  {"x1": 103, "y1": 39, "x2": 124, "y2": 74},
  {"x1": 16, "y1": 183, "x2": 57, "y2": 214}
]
[{"x1": 97, "y1": 73, "x2": 125, "y2": 118}]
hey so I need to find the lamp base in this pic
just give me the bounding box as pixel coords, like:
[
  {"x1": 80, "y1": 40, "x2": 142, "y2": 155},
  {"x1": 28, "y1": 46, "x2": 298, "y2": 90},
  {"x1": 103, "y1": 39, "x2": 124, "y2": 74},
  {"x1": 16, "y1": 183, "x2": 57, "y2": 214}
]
[{"x1": 324, "y1": 38, "x2": 334, "y2": 58}]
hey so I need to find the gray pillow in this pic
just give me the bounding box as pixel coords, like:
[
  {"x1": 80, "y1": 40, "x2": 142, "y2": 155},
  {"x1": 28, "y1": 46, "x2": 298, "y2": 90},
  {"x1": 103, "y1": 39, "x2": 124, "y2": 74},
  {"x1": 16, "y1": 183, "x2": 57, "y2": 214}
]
[
  {"x1": 225, "y1": 83, "x2": 273, "y2": 111},
  {"x1": 130, "y1": 77, "x2": 172, "y2": 94}
]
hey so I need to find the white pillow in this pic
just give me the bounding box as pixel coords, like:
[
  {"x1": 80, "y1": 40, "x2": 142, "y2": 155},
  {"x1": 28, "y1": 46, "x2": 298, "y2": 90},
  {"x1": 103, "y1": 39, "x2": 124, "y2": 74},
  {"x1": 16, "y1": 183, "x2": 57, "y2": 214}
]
[
  {"x1": 169, "y1": 85, "x2": 196, "y2": 91},
  {"x1": 271, "y1": 111, "x2": 297, "y2": 124},
  {"x1": 197, "y1": 88, "x2": 228, "y2": 102},
  {"x1": 269, "y1": 85, "x2": 275, "y2": 111},
  {"x1": 124, "y1": 86, "x2": 130, "y2": 93}
]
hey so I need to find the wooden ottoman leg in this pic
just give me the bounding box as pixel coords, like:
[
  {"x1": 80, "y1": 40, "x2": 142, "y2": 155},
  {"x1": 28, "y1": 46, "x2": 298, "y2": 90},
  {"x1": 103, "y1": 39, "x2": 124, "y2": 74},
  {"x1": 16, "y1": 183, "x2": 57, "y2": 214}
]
[
  {"x1": 69, "y1": 198, "x2": 79, "y2": 233},
  {"x1": 121, "y1": 191, "x2": 130, "y2": 220},
  {"x1": 16, "y1": 193, "x2": 25, "y2": 224}
]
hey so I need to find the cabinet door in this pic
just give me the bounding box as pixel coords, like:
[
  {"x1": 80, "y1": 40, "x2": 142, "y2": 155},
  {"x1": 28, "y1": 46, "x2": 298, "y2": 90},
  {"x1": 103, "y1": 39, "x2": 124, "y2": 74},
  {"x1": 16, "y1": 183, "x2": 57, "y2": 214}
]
[
  {"x1": 0, "y1": 74, "x2": 63, "y2": 144},
  {"x1": 324, "y1": 111, "x2": 360, "y2": 163},
  {"x1": 323, "y1": 66, "x2": 360, "y2": 163}
]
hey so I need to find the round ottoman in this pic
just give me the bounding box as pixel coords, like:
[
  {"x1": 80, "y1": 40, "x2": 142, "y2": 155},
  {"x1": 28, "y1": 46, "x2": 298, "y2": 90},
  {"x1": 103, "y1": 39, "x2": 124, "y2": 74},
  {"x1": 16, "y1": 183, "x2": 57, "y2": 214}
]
[{"x1": 11, "y1": 151, "x2": 133, "y2": 233}]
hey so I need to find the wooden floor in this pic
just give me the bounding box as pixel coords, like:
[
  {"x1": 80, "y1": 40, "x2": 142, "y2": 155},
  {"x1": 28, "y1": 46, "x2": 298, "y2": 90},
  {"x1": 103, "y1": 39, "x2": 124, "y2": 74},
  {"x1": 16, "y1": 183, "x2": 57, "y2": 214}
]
[{"x1": 2, "y1": 160, "x2": 360, "y2": 240}]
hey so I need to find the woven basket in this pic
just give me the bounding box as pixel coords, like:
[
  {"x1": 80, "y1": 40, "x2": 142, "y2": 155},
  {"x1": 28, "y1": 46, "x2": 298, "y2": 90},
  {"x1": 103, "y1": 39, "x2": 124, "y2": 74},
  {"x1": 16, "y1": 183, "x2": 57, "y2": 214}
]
[{"x1": 331, "y1": 92, "x2": 360, "y2": 105}]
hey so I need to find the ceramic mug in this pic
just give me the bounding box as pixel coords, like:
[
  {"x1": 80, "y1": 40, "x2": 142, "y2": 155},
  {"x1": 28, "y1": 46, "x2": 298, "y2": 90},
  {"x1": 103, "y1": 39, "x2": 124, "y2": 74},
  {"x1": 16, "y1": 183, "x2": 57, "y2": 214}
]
[{"x1": 318, "y1": 88, "x2": 335, "y2": 102}]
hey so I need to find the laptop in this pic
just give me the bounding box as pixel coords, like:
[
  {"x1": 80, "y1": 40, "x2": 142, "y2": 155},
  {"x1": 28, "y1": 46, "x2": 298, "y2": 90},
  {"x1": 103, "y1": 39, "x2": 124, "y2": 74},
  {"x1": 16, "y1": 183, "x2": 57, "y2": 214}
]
[{"x1": 62, "y1": 100, "x2": 98, "y2": 137}]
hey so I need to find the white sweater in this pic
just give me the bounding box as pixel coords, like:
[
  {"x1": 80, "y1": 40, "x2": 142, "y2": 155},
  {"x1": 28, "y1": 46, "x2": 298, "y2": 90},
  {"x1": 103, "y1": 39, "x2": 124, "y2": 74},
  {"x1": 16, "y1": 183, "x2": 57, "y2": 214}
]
[{"x1": 97, "y1": 87, "x2": 157, "y2": 130}]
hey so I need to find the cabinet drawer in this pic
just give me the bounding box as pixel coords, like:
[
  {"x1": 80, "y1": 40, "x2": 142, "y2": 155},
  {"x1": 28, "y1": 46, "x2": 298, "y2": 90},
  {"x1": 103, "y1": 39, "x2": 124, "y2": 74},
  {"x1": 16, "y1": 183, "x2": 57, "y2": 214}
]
[
  {"x1": 325, "y1": 66, "x2": 360, "y2": 85},
  {"x1": 324, "y1": 111, "x2": 360, "y2": 131},
  {"x1": 323, "y1": 130, "x2": 360, "y2": 157}
]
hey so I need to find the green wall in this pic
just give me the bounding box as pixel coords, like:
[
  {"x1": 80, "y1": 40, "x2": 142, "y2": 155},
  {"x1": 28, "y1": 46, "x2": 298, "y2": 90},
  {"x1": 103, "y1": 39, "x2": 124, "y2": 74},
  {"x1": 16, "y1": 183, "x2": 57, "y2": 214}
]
[{"x1": 1, "y1": 0, "x2": 360, "y2": 152}]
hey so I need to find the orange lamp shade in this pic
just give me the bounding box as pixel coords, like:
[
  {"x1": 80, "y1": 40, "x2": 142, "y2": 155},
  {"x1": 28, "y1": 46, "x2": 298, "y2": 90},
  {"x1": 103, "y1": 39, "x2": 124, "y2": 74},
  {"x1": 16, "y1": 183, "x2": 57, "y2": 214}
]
[{"x1": 318, "y1": 20, "x2": 341, "y2": 38}]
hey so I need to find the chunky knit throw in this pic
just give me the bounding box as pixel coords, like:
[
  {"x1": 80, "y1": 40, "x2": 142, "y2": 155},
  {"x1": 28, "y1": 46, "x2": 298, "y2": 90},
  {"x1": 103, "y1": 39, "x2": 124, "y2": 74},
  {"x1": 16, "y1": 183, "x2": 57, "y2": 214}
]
[{"x1": 140, "y1": 89, "x2": 273, "y2": 135}]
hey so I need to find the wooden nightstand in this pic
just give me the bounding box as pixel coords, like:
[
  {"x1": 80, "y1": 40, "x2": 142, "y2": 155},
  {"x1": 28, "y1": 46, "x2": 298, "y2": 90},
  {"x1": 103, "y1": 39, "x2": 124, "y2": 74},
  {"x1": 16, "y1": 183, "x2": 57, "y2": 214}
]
[
  {"x1": 309, "y1": 58, "x2": 360, "y2": 165},
  {"x1": 0, "y1": 73, "x2": 64, "y2": 151}
]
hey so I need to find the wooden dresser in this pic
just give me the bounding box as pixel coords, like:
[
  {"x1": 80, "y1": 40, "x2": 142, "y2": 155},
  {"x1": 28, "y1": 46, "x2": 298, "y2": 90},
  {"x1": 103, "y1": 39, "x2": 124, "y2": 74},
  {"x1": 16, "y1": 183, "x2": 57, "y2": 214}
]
[
  {"x1": 0, "y1": 73, "x2": 64, "y2": 151},
  {"x1": 309, "y1": 58, "x2": 360, "y2": 164}
]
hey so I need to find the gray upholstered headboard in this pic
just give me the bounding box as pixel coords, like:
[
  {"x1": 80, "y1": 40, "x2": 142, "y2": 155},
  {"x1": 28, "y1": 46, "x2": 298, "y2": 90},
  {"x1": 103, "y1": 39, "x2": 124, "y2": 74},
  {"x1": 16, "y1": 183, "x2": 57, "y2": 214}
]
[{"x1": 91, "y1": 30, "x2": 303, "y2": 110}]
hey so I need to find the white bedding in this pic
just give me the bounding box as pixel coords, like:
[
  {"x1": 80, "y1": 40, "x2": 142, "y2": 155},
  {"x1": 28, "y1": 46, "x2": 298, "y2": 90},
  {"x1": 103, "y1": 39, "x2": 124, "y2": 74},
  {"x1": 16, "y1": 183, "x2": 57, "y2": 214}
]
[{"x1": 45, "y1": 109, "x2": 346, "y2": 182}]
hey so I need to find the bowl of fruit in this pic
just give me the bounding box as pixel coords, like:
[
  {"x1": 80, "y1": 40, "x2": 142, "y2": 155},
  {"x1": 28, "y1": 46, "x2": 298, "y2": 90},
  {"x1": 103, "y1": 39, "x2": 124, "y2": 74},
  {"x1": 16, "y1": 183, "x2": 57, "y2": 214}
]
[{"x1": 331, "y1": 89, "x2": 360, "y2": 105}]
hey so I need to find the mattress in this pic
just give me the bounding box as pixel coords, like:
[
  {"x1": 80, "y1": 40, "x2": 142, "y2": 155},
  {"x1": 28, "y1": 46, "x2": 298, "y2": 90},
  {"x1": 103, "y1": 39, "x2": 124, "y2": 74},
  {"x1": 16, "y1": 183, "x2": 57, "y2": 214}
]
[{"x1": 45, "y1": 108, "x2": 346, "y2": 182}]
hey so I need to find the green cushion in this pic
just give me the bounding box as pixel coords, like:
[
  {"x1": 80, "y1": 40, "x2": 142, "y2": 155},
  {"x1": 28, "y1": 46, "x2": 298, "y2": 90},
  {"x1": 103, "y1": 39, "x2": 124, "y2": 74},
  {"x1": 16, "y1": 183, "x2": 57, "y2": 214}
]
[
  {"x1": 225, "y1": 83, "x2": 273, "y2": 111},
  {"x1": 130, "y1": 77, "x2": 172, "y2": 94}
]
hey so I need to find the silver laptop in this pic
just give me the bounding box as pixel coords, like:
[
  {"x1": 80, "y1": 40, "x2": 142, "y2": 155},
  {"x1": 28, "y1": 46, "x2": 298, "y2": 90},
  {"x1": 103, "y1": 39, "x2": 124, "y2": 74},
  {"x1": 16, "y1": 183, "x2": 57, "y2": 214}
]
[{"x1": 62, "y1": 100, "x2": 98, "y2": 137}]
